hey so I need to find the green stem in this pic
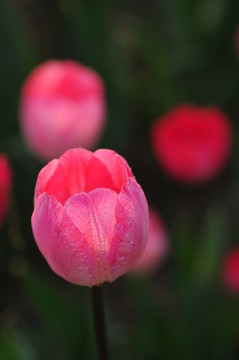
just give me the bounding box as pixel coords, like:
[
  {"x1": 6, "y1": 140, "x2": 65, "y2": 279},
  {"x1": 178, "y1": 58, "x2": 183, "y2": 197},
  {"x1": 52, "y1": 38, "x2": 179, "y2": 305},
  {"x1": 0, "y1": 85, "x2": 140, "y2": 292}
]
[{"x1": 91, "y1": 285, "x2": 110, "y2": 360}]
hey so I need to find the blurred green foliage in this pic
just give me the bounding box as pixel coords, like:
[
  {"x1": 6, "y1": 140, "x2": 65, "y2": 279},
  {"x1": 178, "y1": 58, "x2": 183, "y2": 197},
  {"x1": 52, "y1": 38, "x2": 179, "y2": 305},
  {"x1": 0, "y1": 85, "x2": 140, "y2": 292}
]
[{"x1": 1, "y1": 0, "x2": 239, "y2": 359}]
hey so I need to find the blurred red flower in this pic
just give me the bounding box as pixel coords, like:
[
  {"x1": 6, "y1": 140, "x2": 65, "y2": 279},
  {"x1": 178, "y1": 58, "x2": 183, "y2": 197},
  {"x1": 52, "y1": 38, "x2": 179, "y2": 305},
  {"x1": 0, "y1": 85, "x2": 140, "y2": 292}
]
[
  {"x1": 0, "y1": 154, "x2": 12, "y2": 225},
  {"x1": 222, "y1": 249, "x2": 239, "y2": 292},
  {"x1": 20, "y1": 60, "x2": 106, "y2": 160},
  {"x1": 151, "y1": 105, "x2": 232, "y2": 183}
]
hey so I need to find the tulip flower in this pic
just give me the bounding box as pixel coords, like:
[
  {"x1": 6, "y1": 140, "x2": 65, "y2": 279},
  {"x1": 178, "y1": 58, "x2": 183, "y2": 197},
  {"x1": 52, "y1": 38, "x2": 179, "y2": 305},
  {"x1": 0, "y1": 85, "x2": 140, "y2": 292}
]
[
  {"x1": 151, "y1": 105, "x2": 232, "y2": 183},
  {"x1": 32, "y1": 148, "x2": 149, "y2": 287},
  {"x1": 133, "y1": 209, "x2": 168, "y2": 274},
  {"x1": 20, "y1": 60, "x2": 106, "y2": 160},
  {"x1": 0, "y1": 154, "x2": 12, "y2": 226},
  {"x1": 222, "y1": 249, "x2": 239, "y2": 292}
]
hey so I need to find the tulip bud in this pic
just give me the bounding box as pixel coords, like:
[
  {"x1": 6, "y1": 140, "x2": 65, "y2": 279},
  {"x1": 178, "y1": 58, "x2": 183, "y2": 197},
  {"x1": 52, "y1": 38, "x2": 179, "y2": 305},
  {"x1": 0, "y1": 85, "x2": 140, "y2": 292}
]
[
  {"x1": 32, "y1": 148, "x2": 149, "y2": 287},
  {"x1": 20, "y1": 60, "x2": 106, "y2": 160}
]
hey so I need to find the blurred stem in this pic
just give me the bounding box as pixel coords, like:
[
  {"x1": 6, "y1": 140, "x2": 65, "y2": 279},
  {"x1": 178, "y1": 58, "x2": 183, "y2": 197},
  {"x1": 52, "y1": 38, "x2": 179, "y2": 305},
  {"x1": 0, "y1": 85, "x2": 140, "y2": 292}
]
[{"x1": 91, "y1": 285, "x2": 110, "y2": 360}]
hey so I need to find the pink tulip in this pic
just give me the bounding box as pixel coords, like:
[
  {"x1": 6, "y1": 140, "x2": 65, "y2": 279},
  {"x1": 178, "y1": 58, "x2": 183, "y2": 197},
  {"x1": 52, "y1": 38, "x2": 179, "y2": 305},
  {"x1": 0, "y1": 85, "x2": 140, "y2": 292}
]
[
  {"x1": 133, "y1": 209, "x2": 168, "y2": 273},
  {"x1": 0, "y1": 154, "x2": 12, "y2": 225},
  {"x1": 32, "y1": 148, "x2": 149, "y2": 287},
  {"x1": 222, "y1": 249, "x2": 239, "y2": 292},
  {"x1": 20, "y1": 60, "x2": 106, "y2": 160},
  {"x1": 151, "y1": 105, "x2": 232, "y2": 183}
]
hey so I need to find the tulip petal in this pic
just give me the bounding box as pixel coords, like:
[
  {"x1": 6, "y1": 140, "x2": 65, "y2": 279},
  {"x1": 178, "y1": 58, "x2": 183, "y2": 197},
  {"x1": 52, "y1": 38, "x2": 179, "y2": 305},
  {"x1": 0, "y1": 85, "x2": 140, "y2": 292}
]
[
  {"x1": 32, "y1": 193, "x2": 96, "y2": 286},
  {"x1": 58, "y1": 148, "x2": 92, "y2": 195},
  {"x1": 84, "y1": 154, "x2": 117, "y2": 193},
  {"x1": 34, "y1": 159, "x2": 62, "y2": 203},
  {"x1": 108, "y1": 178, "x2": 149, "y2": 280},
  {"x1": 65, "y1": 188, "x2": 118, "y2": 284},
  {"x1": 34, "y1": 148, "x2": 93, "y2": 205},
  {"x1": 94, "y1": 149, "x2": 133, "y2": 191}
]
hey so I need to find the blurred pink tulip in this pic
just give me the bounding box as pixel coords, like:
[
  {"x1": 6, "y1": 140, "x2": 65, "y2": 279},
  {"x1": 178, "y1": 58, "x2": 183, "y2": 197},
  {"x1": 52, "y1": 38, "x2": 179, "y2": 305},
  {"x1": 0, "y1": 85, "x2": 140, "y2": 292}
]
[
  {"x1": 32, "y1": 148, "x2": 149, "y2": 287},
  {"x1": 20, "y1": 60, "x2": 106, "y2": 160},
  {"x1": 151, "y1": 105, "x2": 232, "y2": 183},
  {"x1": 0, "y1": 154, "x2": 12, "y2": 225},
  {"x1": 222, "y1": 249, "x2": 239, "y2": 292},
  {"x1": 133, "y1": 209, "x2": 168, "y2": 274}
]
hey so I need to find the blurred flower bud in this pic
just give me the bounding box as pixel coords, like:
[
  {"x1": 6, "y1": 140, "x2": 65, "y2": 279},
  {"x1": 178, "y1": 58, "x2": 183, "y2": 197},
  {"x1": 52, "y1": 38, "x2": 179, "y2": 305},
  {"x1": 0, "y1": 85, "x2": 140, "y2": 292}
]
[
  {"x1": 0, "y1": 154, "x2": 12, "y2": 226},
  {"x1": 133, "y1": 208, "x2": 168, "y2": 274},
  {"x1": 151, "y1": 105, "x2": 232, "y2": 183},
  {"x1": 222, "y1": 249, "x2": 239, "y2": 292},
  {"x1": 20, "y1": 60, "x2": 106, "y2": 160}
]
